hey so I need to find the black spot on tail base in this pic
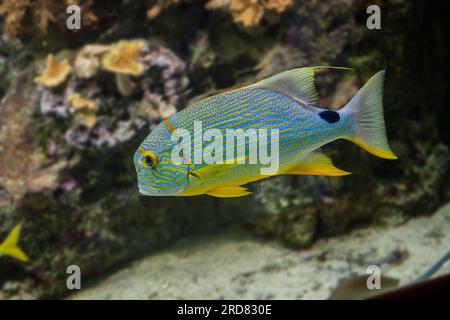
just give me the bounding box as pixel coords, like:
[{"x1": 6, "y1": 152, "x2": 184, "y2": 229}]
[{"x1": 319, "y1": 110, "x2": 340, "y2": 123}]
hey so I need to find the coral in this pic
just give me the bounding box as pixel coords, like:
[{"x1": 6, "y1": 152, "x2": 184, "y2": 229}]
[
  {"x1": 34, "y1": 54, "x2": 72, "y2": 88},
  {"x1": 147, "y1": 0, "x2": 182, "y2": 19},
  {"x1": 229, "y1": 0, "x2": 265, "y2": 27},
  {"x1": 204, "y1": 0, "x2": 229, "y2": 10},
  {"x1": 64, "y1": 123, "x2": 91, "y2": 149},
  {"x1": 67, "y1": 93, "x2": 98, "y2": 128},
  {"x1": 33, "y1": 40, "x2": 189, "y2": 150},
  {"x1": 101, "y1": 40, "x2": 146, "y2": 76},
  {"x1": 141, "y1": 45, "x2": 189, "y2": 106},
  {"x1": 206, "y1": 0, "x2": 293, "y2": 27},
  {"x1": 0, "y1": 0, "x2": 98, "y2": 38},
  {"x1": 0, "y1": 0, "x2": 30, "y2": 38},
  {"x1": 102, "y1": 40, "x2": 146, "y2": 96},
  {"x1": 139, "y1": 93, "x2": 177, "y2": 124},
  {"x1": 65, "y1": 119, "x2": 141, "y2": 149},
  {"x1": 74, "y1": 45, "x2": 110, "y2": 79},
  {"x1": 92, "y1": 121, "x2": 137, "y2": 148},
  {"x1": 39, "y1": 90, "x2": 68, "y2": 117},
  {"x1": 262, "y1": 0, "x2": 293, "y2": 12},
  {"x1": 146, "y1": 0, "x2": 292, "y2": 27}
]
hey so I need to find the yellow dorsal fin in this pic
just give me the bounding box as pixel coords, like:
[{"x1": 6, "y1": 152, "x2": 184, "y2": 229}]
[
  {"x1": 205, "y1": 186, "x2": 252, "y2": 198},
  {"x1": 253, "y1": 66, "x2": 353, "y2": 105},
  {"x1": 285, "y1": 152, "x2": 351, "y2": 176},
  {"x1": 253, "y1": 67, "x2": 319, "y2": 105},
  {"x1": 0, "y1": 224, "x2": 28, "y2": 262}
]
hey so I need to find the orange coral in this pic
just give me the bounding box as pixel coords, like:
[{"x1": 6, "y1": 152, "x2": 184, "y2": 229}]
[
  {"x1": 205, "y1": 0, "x2": 229, "y2": 10},
  {"x1": 67, "y1": 93, "x2": 98, "y2": 128},
  {"x1": 101, "y1": 40, "x2": 145, "y2": 75},
  {"x1": 207, "y1": 0, "x2": 293, "y2": 27},
  {"x1": 75, "y1": 44, "x2": 110, "y2": 79},
  {"x1": 66, "y1": 0, "x2": 98, "y2": 26},
  {"x1": 101, "y1": 40, "x2": 146, "y2": 96},
  {"x1": 0, "y1": 0, "x2": 97, "y2": 38},
  {"x1": 0, "y1": 0, "x2": 31, "y2": 38},
  {"x1": 147, "y1": 0, "x2": 181, "y2": 19},
  {"x1": 229, "y1": 0, "x2": 264, "y2": 27},
  {"x1": 33, "y1": 0, "x2": 57, "y2": 33},
  {"x1": 34, "y1": 54, "x2": 72, "y2": 88},
  {"x1": 261, "y1": 0, "x2": 293, "y2": 13}
]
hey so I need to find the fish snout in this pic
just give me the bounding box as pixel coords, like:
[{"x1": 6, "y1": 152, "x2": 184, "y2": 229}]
[
  {"x1": 138, "y1": 184, "x2": 161, "y2": 196},
  {"x1": 138, "y1": 183, "x2": 184, "y2": 196}
]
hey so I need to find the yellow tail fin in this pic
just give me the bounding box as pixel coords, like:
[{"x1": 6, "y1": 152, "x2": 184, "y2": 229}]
[
  {"x1": 0, "y1": 224, "x2": 28, "y2": 262},
  {"x1": 342, "y1": 70, "x2": 397, "y2": 159}
]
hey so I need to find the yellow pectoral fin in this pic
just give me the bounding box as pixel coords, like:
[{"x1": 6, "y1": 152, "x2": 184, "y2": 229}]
[
  {"x1": 205, "y1": 186, "x2": 252, "y2": 198},
  {"x1": 286, "y1": 152, "x2": 351, "y2": 177},
  {"x1": 190, "y1": 157, "x2": 246, "y2": 181},
  {"x1": 191, "y1": 165, "x2": 222, "y2": 181}
]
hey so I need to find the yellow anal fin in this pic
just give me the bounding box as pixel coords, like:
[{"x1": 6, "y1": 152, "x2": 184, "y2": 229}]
[
  {"x1": 205, "y1": 186, "x2": 252, "y2": 198},
  {"x1": 0, "y1": 224, "x2": 28, "y2": 262},
  {"x1": 286, "y1": 152, "x2": 351, "y2": 176}
]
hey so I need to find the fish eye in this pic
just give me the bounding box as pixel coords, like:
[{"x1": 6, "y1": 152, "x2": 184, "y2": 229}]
[{"x1": 142, "y1": 153, "x2": 158, "y2": 168}]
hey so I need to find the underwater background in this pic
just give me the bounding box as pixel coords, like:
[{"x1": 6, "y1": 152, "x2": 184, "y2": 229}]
[{"x1": 0, "y1": 0, "x2": 449, "y2": 299}]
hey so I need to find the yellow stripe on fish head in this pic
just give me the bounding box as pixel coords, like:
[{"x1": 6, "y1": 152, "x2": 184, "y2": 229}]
[{"x1": 134, "y1": 135, "x2": 190, "y2": 196}]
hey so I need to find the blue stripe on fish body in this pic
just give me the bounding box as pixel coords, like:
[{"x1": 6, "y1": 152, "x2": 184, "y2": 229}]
[
  {"x1": 157, "y1": 87, "x2": 353, "y2": 193},
  {"x1": 168, "y1": 88, "x2": 354, "y2": 163},
  {"x1": 135, "y1": 85, "x2": 356, "y2": 195},
  {"x1": 134, "y1": 68, "x2": 395, "y2": 197}
]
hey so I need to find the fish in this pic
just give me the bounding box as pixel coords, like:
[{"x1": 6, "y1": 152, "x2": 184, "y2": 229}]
[
  {"x1": 134, "y1": 66, "x2": 397, "y2": 198},
  {"x1": 329, "y1": 274, "x2": 400, "y2": 300},
  {"x1": 0, "y1": 224, "x2": 28, "y2": 262},
  {"x1": 329, "y1": 250, "x2": 450, "y2": 299}
]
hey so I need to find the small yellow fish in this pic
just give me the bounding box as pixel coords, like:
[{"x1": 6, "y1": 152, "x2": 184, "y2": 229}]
[{"x1": 0, "y1": 224, "x2": 28, "y2": 262}]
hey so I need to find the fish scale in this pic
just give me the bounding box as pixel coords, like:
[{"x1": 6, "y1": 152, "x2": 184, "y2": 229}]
[
  {"x1": 167, "y1": 87, "x2": 350, "y2": 193},
  {"x1": 134, "y1": 67, "x2": 397, "y2": 197},
  {"x1": 177, "y1": 89, "x2": 346, "y2": 154}
]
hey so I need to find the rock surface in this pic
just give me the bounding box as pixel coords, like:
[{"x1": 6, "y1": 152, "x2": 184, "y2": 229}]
[{"x1": 72, "y1": 203, "x2": 450, "y2": 300}]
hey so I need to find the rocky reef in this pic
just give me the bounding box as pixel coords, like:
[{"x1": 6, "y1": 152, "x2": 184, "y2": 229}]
[{"x1": 0, "y1": 0, "x2": 448, "y2": 298}]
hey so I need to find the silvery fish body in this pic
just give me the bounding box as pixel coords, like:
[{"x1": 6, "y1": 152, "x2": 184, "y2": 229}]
[{"x1": 134, "y1": 67, "x2": 396, "y2": 198}]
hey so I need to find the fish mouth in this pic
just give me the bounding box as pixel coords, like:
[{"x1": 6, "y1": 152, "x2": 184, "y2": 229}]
[
  {"x1": 138, "y1": 182, "x2": 163, "y2": 196},
  {"x1": 138, "y1": 185, "x2": 182, "y2": 196},
  {"x1": 138, "y1": 186, "x2": 160, "y2": 196}
]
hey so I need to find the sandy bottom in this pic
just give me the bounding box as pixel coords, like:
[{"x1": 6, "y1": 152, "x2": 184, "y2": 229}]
[{"x1": 71, "y1": 202, "x2": 450, "y2": 300}]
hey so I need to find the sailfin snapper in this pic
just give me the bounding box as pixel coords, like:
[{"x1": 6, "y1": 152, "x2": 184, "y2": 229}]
[
  {"x1": 0, "y1": 224, "x2": 29, "y2": 262},
  {"x1": 134, "y1": 66, "x2": 396, "y2": 198}
]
